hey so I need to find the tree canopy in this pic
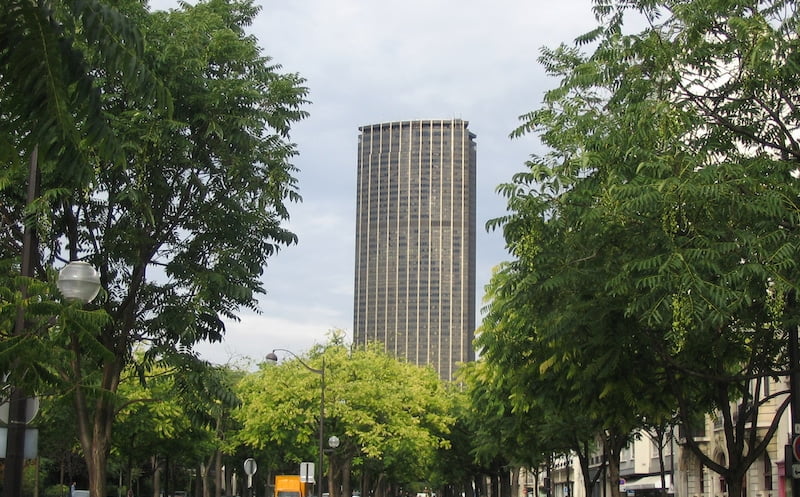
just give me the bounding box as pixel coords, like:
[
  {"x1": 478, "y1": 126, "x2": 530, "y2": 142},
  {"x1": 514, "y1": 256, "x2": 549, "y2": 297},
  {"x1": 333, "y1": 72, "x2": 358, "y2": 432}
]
[
  {"x1": 476, "y1": 1, "x2": 800, "y2": 496},
  {"x1": 235, "y1": 340, "x2": 455, "y2": 497},
  {"x1": 0, "y1": 0, "x2": 170, "y2": 190},
  {"x1": 1, "y1": 0, "x2": 308, "y2": 495}
]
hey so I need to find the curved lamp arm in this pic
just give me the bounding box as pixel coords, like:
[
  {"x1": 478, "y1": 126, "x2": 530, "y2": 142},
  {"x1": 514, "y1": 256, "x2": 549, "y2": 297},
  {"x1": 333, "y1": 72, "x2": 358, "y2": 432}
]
[{"x1": 266, "y1": 348, "x2": 322, "y2": 375}]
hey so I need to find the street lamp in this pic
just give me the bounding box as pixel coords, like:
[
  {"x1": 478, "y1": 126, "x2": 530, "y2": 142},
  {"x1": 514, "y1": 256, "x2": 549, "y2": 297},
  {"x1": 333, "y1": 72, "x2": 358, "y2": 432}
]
[
  {"x1": 325, "y1": 435, "x2": 340, "y2": 497},
  {"x1": 327, "y1": 436, "x2": 339, "y2": 450},
  {"x1": 5, "y1": 260, "x2": 101, "y2": 496},
  {"x1": 266, "y1": 349, "x2": 325, "y2": 497},
  {"x1": 57, "y1": 261, "x2": 102, "y2": 302}
]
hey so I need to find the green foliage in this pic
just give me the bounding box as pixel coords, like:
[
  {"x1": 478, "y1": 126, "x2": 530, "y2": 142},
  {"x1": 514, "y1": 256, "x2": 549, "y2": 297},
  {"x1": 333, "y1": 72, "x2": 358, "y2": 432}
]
[
  {"x1": 0, "y1": 273, "x2": 109, "y2": 395},
  {"x1": 112, "y1": 357, "x2": 238, "y2": 470},
  {"x1": 235, "y1": 340, "x2": 455, "y2": 489},
  {"x1": 0, "y1": 0, "x2": 170, "y2": 187},
  {"x1": 480, "y1": 0, "x2": 800, "y2": 495},
  {"x1": 1, "y1": 0, "x2": 308, "y2": 494}
]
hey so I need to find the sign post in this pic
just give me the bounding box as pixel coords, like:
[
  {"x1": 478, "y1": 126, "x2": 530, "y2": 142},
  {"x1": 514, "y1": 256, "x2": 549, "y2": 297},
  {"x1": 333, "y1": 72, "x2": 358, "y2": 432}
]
[
  {"x1": 244, "y1": 457, "x2": 258, "y2": 497},
  {"x1": 791, "y1": 436, "x2": 800, "y2": 479}
]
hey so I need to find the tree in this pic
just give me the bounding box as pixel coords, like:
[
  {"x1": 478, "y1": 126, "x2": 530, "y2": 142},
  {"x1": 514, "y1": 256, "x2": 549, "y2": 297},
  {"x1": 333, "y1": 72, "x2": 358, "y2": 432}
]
[
  {"x1": 1, "y1": 0, "x2": 308, "y2": 494},
  {"x1": 113, "y1": 359, "x2": 200, "y2": 496},
  {"x1": 171, "y1": 360, "x2": 244, "y2": 497},
  {"x1": 428, "y1": 387, "x2": 486, "y2": 497},
  {"x1": 460, "y1": 359, "x2": 551, "y2": 497},
  {"x1": 112, "y1": 356, "x2": 242, "y2": 497},
  {"x1": 475, "y1": 257, "x2": 649, "y2": 497},
  {"x1": 2, "y1": 2, "x2": 168, "y2": 491},
  {"x1": 235, "y1": 340, "x2": 454, "y2": 497},
  {"x1": 482, "y1": 2, "x2": 800, "y2": 497},
  {"x1": 31, "y1": 391, "x2": 88, "y2": 492}
]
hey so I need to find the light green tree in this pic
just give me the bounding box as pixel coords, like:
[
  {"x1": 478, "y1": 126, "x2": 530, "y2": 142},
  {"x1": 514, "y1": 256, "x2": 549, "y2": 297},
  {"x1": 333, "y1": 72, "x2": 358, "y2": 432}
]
[
  {"x1": 112, "y1": 357, "x2": 242, "y2": 497},
  {"x1": 235, "y1": 340, "x2": 454, "y2": 497}
]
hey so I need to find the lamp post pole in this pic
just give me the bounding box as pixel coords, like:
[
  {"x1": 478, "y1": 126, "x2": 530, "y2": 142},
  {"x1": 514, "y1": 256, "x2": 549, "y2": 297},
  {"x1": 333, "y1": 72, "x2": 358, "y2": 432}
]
[
  {"x1": 5, "y1": 147, "x2": 102, "y2": 495},
  {"x1": 4, "y1": 147, "x2": 40, "y2": 497},
  {"x1": 789, "y1": 325, "x2": 800, "y2": 497},
  {"x1": 266, "y1": 349, "x2": 325, "y2": 497}
]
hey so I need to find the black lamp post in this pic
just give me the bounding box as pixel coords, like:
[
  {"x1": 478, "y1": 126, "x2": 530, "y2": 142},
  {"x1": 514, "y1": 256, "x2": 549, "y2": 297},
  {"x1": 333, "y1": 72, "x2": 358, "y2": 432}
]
[
  {"x1": 4, "y1": 148, "x2": 40, "y2": 497},
  {"x1": 5, "y1": 145, "x2": 102, "y2": 496},
  {"x1": 325, "y1": 435, "x2": 340, "y2": 496},
  {"x1": 5, "y1": 261, "x2": 100, "y2": 496},
  {"x1": 266, "y1": 349, "x2": 325, "y2": 497}
]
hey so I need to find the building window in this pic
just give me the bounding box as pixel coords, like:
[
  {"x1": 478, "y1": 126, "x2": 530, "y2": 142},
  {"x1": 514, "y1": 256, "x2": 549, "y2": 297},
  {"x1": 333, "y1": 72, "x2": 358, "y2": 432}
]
[
  {"x1": 764, "y1": 453, "x2": 772, "y2": 491},
  {"x1": 699, "y1": 461, "x2": 705, "y2": 495}
]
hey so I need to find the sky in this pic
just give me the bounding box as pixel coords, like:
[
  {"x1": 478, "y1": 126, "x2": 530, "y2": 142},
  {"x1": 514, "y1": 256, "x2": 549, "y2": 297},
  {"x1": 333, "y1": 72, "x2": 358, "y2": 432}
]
[{"x1": 147, "y1": 0, "x2": 600, "y2": 368}]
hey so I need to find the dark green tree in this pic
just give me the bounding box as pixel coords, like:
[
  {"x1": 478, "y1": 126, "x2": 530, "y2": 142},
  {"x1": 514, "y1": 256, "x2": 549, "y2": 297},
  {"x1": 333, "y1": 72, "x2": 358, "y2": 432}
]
[
  {"x1": 482, "y1": 2, "x2": 800, "y2": 497},
  {"x1": 0, "y1": 0, "x2": 169, "y2": 195},
  {"x1": 2, "y1": 0, "x2": 308, "y2": 494}
]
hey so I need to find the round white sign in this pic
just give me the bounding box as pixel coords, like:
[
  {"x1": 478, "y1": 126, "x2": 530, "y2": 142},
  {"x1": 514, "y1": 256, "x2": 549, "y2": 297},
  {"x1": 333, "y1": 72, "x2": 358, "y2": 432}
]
[{"x1": 243, "y1": 457, "x2": 258, "y2": 476}]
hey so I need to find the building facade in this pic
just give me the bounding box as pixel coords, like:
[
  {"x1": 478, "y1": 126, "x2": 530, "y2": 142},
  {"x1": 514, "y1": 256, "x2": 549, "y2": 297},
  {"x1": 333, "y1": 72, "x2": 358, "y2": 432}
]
[
  {"x1": 353, "y1": 119, "x2": 477, "y2": 381},
  {"x1": 519, "y1": 376, "x2": 792, "y2": 497}
]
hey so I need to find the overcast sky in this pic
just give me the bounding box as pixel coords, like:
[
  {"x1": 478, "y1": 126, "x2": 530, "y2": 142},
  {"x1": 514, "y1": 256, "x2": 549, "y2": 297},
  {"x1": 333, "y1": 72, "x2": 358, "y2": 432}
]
[{"x1": 147, "y1": 0, "x2": 600, "y2": 367}]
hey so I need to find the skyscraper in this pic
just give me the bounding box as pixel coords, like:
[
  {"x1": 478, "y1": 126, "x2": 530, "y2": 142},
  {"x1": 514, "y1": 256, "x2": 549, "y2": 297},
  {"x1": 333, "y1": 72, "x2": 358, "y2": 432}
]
[{"x1": 353, "y1": 119, "x2": 477, "y2": 381}]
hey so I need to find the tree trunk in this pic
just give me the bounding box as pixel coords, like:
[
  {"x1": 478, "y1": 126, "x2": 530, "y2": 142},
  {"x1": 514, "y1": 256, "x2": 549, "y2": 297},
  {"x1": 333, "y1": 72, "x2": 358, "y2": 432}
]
[
  {"x1": 491, "y1": 472, "x2": 500, "y2": 497},
  {"x1": 604, "y1": 430, "x2": 626, "y2": 497},
  {"x1": 342, "y1": 458, "x2": 352, "y2": 497},
  {"x1": 78, "y1": 389, "x2": 116, "y2": 497},
  {"x1": 376, "y1": 472, "x2": 386, "y2": 497},
  {"x1": 200, "y1": 460, "x2": 211, "y2": 497},
  {"x1": 60, "y1": 459, "x2": 65, "y2": 497},
  {"x1": 327, "y1": 457, "x2": 337, "y2": 497},
  {"x1": 153, "y1": 456, "x2": 162, "y2": 497},
  {"x1": 71, "y1": 320, "x2": 127, "y2": 497},
  {"x1": 361, "y1": 470, "x2": 371, "y2": 497},
  {"x1": 656, "y1": 429, "x2": 668, "y2": 497},
  {"x1": 214, "y1": 450, "x2": 222, "y2": 497},
  {"x1": 578, "y1": 439, "x2": 604, "y2": 497},
  {"x1": 195, "y1": 466, "x2": 203, "y2": 497},
  {"x1": 727, "y1": 476, "x2": 743, "y2": 497},
  {"x1": 504, "y1": 468, "x2": 513, "y2": 497}
]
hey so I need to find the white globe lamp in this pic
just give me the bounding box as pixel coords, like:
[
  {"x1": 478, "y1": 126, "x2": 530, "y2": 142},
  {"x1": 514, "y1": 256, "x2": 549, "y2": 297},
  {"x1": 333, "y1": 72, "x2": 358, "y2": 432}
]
[{"x1": 57, "y1": 261, "x2": 101, "y2": 303}]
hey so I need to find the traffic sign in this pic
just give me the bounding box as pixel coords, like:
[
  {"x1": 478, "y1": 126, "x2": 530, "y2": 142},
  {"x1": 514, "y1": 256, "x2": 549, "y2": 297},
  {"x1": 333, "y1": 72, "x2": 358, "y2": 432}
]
[
  {"x1": 792, "y1": 463, "x2": 800, "y2": 479},
  {"x1": 0, "y1": 397, "x2": 40, "y2": 424},
  {"x1": 243, "y1": 457, "x2": 258, "y2": 476},
  {"x1": 793, "y1": 436, "x2": 800, "y2": 462},
  {"x1": 300, "y1": 462, "x2": 315, "y2": 483}
]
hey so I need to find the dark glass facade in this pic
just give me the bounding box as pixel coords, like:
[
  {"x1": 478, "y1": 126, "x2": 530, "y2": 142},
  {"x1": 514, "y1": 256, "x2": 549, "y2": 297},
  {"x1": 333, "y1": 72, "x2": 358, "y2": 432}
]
[{"x1": 353, "y1": 119, "x2": 477, "y2": 380}]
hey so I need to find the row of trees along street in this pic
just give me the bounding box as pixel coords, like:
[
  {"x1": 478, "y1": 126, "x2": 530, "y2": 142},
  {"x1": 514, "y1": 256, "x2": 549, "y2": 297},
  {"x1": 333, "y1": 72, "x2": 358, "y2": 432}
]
[
  {"x1": 32, "y1": 335, "x2": 472, "y2": 497},
  {"x1": 3, "y1": 0, "x2": 800, "y2": 496},
  {"x1": 469, "y1": 2, "x2": 800, "y2": 497}
]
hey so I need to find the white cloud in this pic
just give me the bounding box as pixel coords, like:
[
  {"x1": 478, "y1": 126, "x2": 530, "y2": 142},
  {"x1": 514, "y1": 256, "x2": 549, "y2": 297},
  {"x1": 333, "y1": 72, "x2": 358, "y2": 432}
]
[{"x1": 196, "y1": 313, "x2": 341, "y2": 368}]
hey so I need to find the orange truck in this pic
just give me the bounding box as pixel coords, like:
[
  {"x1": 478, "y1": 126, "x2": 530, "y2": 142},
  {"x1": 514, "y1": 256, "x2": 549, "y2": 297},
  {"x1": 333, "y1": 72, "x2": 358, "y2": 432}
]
[{"x1": 274, "y1": 475, "x2": 306, "y2": 497}]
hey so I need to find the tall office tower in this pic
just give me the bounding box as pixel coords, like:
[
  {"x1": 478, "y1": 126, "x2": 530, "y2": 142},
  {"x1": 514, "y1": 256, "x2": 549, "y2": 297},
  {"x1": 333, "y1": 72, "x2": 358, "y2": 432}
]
[{"x1": 353, "y1": 119, "x2": 477, "y2": 381}]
